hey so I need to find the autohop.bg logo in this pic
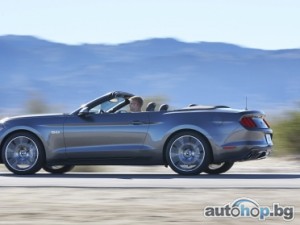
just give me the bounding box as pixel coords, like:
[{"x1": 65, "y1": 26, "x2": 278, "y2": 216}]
[{"x1": 204, "y1": 197, "x2": 294, "y2": 221}]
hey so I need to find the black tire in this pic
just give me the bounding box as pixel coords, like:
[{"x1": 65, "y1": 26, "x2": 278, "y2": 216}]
[
  {"x1": 204, "y1": 162, "x2": 234, "y2": 174},
  {"x1": 165, "y1": 131, "x2": 211, "y2": 175},
  {"x1": 43, "y1": 165, "x2": 74, "y2": 174},
  {"x1": 1, "y1": 132, "x2": 45, "y2": 175}
]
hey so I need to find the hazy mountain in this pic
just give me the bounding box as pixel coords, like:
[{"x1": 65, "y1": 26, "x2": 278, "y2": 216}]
[{"x1": 0, "y1": 35, "x2": 300, "y2": 115}]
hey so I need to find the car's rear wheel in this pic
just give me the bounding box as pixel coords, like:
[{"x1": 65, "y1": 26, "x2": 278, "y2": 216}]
[
  {"x1": 166, "y1": 131, "x2": 211, "y2": 175},
  {"x1": 204, "y1": 162, "x2": 234, "y2": 174},
  {"x1": 2, "y1": 132, "x2": 45, "y2": 175},
  {"x1": 43, "y1": 165, "x2": 74, "y2": 174}
]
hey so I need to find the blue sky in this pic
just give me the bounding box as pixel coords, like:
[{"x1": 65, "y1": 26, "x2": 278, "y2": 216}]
[{"x1": 0, "y1": 0, "x2": 299, "y2": 49}]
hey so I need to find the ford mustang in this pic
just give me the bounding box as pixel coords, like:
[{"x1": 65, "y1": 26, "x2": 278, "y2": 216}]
[{"x1": 0, "y1": 91, "x2": 273, "y2": 175}]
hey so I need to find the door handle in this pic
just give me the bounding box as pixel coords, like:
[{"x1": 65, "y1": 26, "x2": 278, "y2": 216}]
[{"x1": 131, "y1": 120, "x2": 143, "y2": 125}]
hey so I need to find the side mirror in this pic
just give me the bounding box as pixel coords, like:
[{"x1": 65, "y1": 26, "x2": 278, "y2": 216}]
[{"x1": 78, "y1": 107, "x2": 89, "y2": 116}]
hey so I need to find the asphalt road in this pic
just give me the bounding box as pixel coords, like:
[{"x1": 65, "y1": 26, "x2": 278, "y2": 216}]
[{"x1": 1, "y1": 172, "x2": 300, "y2": 189}]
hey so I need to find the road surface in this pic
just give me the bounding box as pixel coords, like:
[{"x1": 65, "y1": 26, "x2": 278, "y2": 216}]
[{"x1": 0, "y1": 172, "x2": 300, "y2": 189}]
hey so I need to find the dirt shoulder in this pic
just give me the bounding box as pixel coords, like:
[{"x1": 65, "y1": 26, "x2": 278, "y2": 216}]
[{"x1": 0, "y1": 188, "x2": 299, "y2": 225}]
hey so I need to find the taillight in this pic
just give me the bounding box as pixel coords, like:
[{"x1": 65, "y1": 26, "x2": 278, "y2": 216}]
[{"x1": 240, "y1": 117, "x2": 257, "y2": 128}]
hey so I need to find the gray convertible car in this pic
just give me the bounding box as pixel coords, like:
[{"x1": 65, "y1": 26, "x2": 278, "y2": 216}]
[{"x1": 0, "y1": 91, "x2": 273, "y2": 175}]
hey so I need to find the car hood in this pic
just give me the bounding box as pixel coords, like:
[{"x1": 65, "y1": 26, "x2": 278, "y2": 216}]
[{"x1": 0, "y1": 113, "x2": 66, "y2": 124}]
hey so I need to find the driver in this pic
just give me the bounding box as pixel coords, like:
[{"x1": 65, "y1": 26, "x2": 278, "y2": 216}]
[{"x1": 129, "y1": 96, "x2": 143, "y2": 112}]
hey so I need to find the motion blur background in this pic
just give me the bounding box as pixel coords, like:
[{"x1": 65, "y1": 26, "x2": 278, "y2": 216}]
[
  {"x1": 0, "y1": 0, "x2": 299, "y2": 155},
  {"x1": 1, "y1": 2, "x2": 300, "y2": 225}
]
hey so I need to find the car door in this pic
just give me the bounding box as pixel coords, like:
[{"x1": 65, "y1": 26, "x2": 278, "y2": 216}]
[{"x1": 63, "y1": 112, "x2": 150, "y2": 160}]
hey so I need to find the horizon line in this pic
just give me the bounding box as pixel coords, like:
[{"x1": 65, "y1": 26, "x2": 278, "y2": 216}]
[{"x1": 1, "y1": 34, "x2": 300, "y2": 51}]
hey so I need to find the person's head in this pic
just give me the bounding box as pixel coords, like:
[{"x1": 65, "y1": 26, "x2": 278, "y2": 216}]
[{"x1": 129, "y1": 96, "x2": 143, "y2": 112}]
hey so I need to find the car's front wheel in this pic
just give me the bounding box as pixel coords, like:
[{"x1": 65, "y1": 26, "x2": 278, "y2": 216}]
[
  {"x1": 166, "y1": 131, "x2": 211, "y2": 175},
  {"x1": 43, "y1": 165, "x2": 74, "y2": 174},
  {"x1": 204, "y1": 162, "x2": 234, "y2": 174},
  {"x1": 2, "y1": 132, "x2": 45, "y2": 175}
]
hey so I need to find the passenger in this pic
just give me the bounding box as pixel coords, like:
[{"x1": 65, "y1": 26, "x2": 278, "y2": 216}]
[{"x1": 129, "y1": 96, "x2": 143, "y2": 112}]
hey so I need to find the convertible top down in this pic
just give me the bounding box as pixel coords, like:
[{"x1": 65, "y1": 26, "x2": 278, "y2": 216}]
[{"x1": 0, "y1": 91, "x2": 273, "y2": 175}]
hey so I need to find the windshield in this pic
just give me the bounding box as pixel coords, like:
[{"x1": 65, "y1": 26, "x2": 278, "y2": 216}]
[{"x1": 89, "y1": 97, "x2": 128, "y2": 113}]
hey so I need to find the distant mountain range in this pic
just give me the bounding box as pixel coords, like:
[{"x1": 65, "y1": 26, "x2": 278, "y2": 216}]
[{"x1": 0, "y1": 35, "x2": 299, "y2": 116}]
